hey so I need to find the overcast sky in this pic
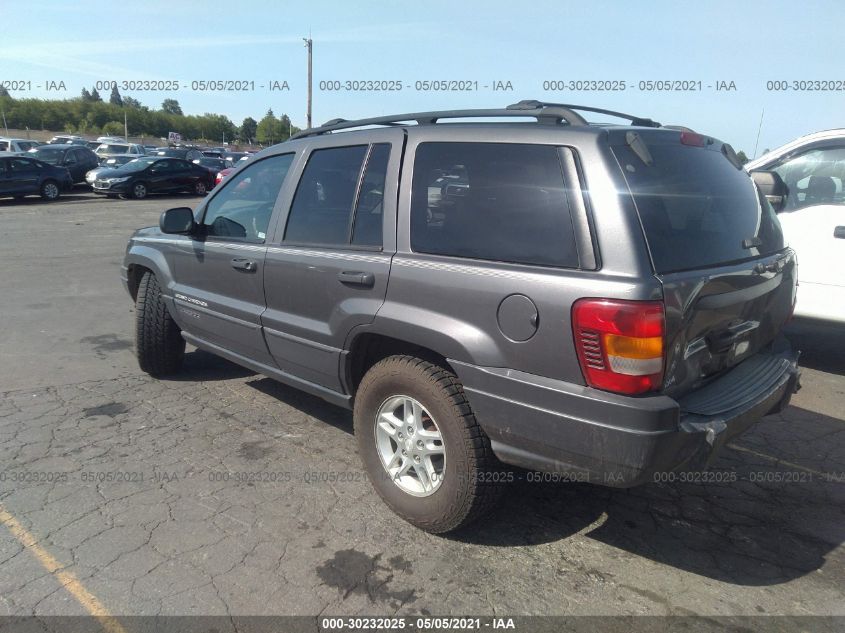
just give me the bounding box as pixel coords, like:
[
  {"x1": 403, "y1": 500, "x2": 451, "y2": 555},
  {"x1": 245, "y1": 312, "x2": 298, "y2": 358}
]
[{"x1": 3, "y1": 0, "x2": 843, "y2": 155}]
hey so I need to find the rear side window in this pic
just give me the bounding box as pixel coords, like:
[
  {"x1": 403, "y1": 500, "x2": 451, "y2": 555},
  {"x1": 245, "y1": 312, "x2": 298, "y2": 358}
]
[
  {"x1": 410, "y1": 142, "x2": 578, "y2": 268},
  {"x1": 285, "y1": 144, "x2": 390, "y2": 248},
  {"x1": 613, "y1": 142, "x2": 784, "y2": 273}
]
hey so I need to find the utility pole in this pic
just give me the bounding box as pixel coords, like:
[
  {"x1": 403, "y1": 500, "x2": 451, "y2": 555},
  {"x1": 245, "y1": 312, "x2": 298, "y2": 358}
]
[
  {"x1": 303, "y1": 36, "x2": 312, "y2": 129},
  {"x1": 124, "y1": 111, "x2": 128, "y2": 141}
]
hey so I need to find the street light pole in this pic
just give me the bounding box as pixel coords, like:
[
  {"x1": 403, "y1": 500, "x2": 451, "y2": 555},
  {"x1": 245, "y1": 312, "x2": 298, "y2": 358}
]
[{"x1": 303, "y1": 36, "x2": 312, "y2": 129}]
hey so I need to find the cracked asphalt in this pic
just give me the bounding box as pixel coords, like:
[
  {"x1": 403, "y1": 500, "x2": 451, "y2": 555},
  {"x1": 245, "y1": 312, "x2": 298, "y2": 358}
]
[{"x1": 0, "y1": 192, "x2": 843, "y2": 625}]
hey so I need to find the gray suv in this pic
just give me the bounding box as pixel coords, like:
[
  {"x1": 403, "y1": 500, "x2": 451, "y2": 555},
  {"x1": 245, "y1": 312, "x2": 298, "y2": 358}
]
[{"x1": 122, "y1": 101, "x2": 801, "y2": 533}]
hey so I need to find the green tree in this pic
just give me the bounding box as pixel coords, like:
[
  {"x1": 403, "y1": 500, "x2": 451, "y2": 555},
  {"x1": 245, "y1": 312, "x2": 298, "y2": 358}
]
[
  {"x1": 736, "y1": 150, "x2": 749, "y2": 165},
  {"x1": 81, "y1": 87, "x2": 92, "y2": 101},
  {"x1": 239, "y1": 116, "x2": 257, "y2": 142},
  {"x1": 0, "y1": 85, "x2": 10, "y2": 98},
  {"x1": 123, "y1": 96, "x2": 142, "y2": 109},
  {"x1": 161, "y1": 99, "x2": 182, "y2": 115},
  {"x1": 102, "y1": 121, "x2": 124, "y2": 136},
  {"x1": 90, "y1": 87, "x2": 103, "y2": 102},
  {"x1": 256, "y1": 109, "x2": 278, "y2": 145},
  {"x1": 109, "y1": 85, "x2": 123, "y2": 106}
]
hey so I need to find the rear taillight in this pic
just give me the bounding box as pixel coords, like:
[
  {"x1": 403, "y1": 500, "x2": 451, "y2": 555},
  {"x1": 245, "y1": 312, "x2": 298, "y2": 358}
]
[{"x1": 572, "y1": 299, "x2": 665, "y2": 395}]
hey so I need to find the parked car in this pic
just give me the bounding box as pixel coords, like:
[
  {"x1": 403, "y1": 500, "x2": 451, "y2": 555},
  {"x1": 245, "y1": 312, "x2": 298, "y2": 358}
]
[
  {"x1": 122, "y1": 101, "x2": 800, "y2": 533},
  {"x1": 153, "y1": 147, "x2": 203, "y2": 161},
  {"x1": 746, "y1": 129, "x2": 845, "y2": 324},
  {"x1": 193, "y1": 157, "x2": 232, "y2": 180},
  {"x1": 96, "y1": 136, "x2": 126, "y2": 143},
  {"x1": 87, "y1": 141, "x2": 103, "y2": 151},
  {"x1": 201, "y1": 150, "x2": 225, "y2": 158},
  {"x1": 85, "y1": 154, "x2": 140, "y2": 185},
  {"x1": 92, "y1": 156, "x2": 214, "y2": 199},
  {"x1": 48, "y1": 135, "x2": 86, "y2": 145},
  {"x1": 222, "y1": 151, "x2": 248, "y2": 163},
  {"x1": 0, "y1": 138, "x2": 42, "y2": 154},
  {"x1": 27, "y1": 144, "x2": 99, "y2": 184},
  {"x1": 214, "y1": 166, "x2": 235, "y2": 186},
  {"x1": 0, "y1": 154, "x2": 72, "y2": 200},
  {"x1": 144, "y1": 145, "x2": 161, "y2": 153},
  {"x1": 95, "y1": 142, "x2": 145, "y2": 158}
]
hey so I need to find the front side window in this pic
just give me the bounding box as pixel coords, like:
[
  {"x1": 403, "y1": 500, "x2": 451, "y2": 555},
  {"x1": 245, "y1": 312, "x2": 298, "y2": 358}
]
[
  {"x1": 410, "y1": 142, "x2": 578, "y2": 268},
  {"x1": 10, "y1": 159, "x2": 35, "y2": 172},
  {"x1": 771, "y1": 146, "x2": 845, "y2": 211},
  {"x1": 202, "y1": 153, "x2": 294, "y2": 242}
]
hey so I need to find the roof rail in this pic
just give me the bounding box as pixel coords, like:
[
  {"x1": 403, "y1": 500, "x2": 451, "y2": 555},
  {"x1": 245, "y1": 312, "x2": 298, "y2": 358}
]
[
  {"x1": 507, "y1": 100, "x2": 661, "y2": 128},
  {"x1": 288, "y1": 103, "x2": 589, "y2": 140}
]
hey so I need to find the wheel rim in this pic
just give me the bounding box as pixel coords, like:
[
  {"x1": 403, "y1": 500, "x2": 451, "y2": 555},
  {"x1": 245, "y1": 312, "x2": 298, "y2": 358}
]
[
  {"x1": 374, "y1": 395, "x2": 445, "y2": 497},
  {"x1": 134, "y1": 184, "x2": 146, "y2": 198},
  {"x1": 196, "y1": 182, "x2": 206, "y2": 194},
  {"x1": 44, "y1": 183, "x2": 59, "y2": 199}
]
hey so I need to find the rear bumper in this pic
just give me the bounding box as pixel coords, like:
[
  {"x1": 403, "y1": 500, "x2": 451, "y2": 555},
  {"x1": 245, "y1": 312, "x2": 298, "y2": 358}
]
[{"x1": 452, "y1": 343, "x2": 800, "y2": 488}]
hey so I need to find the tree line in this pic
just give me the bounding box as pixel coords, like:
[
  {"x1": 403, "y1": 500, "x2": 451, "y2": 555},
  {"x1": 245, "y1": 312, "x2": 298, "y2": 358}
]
[{"x1": 0, "y1": 84, "x2": 299, "y2": 145}]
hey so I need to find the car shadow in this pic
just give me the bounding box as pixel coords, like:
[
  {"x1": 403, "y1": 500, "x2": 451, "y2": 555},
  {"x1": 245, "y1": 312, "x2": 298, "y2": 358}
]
[
  {"x1": 163, "y1": 349, "x2": 256, "y2": 382},
  {"x1": 453, "y1": 403, "x2": 845, "y2": 586},
  {"x1": 231, "y1": 367, "x2": 843, "y2": 586},
  {"x1": 785, "y1": 318, "x2": 845, "y2": 375}
]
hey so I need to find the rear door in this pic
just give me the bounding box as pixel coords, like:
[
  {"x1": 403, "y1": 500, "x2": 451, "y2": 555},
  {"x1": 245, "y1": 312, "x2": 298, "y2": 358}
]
[
  {"x1": 612, "y1": 133, "x2": 794, "y2": 398},
  {"x1": 169, "y1": 152, "x2": 296, "y2": 364},
  {"x1": 767, "y1": 144, "x2": 845, "y2": 320},
  {"x1": 261, "y1": 131, "x2": 402, "y2": 392}
]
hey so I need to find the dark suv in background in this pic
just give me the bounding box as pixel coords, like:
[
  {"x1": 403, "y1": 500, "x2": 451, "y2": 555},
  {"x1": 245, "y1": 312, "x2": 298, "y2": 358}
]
[
  {"x1": 27, "y1": 144, "x2": 99, "y2": 184},
  {"x1": 122, "y1": 101, "x2": 800, "y2": 532}
]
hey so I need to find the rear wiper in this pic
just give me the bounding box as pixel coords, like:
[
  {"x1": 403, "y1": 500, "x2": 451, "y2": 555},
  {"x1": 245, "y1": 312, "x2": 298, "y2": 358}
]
[{"x1": 742, "y1": 236, "x2": 762, "y2": 249}]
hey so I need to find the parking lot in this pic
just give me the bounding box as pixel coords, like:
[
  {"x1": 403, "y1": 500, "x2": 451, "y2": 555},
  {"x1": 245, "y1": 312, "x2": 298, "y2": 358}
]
[{"x1": 0, "y1": 192, "x2": 843, "y2": 628}]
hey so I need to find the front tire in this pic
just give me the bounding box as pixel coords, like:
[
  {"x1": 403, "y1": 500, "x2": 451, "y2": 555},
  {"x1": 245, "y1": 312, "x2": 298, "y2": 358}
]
[
  {"x1": 194, "y1": 180, "x2": 208, "y2": 196},
  {"x1": 354, "y1": 355, "x2": 503, "y2": 533},
  {"x1": 131, "y1": 182, "x2": 148, "y2": 199},
  {"x1": 40, "y1": 180, "x2": 60, "y2": 201},
  {"x1": 135, "y1": 271, "x2": 185, "y2": 376}
]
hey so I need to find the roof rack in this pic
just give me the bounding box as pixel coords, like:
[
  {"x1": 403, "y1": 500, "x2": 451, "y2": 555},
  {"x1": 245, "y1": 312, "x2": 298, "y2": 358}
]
[
  {"x1": 507, "y1": 100, "x2": 661, "y2": 128},
  {"x1": 288, "y1": 100, "x2": 659, "y2": 140}
]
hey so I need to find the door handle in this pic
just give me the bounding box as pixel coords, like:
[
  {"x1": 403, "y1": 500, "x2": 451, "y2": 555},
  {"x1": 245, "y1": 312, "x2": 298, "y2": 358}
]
[
  {"x1": 231, "y1": 258, "x2": 257, "y2": 272},
  {"x1": 338, "y1": 270, "x2": 375, "y2": 287},
  {"x1": 835, "y1": 226, "x2": 845, "y2": 239}
]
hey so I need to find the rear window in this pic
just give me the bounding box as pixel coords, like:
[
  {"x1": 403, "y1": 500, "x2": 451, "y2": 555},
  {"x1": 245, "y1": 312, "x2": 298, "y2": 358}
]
[
  {"x1": 613, "y1": 142, "x2": 784, "y2": 273},
  {"x1": 411, "y1": 142, "x2": 578, "y2": 268}
]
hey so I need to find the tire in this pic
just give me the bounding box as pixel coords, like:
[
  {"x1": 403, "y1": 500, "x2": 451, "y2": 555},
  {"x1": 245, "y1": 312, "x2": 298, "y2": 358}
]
[
  {"x1": 40, "y1": 180, "x2": 60, "y2": 201},
  {"x1": 194, "y1": 180, "x2": 208, "y2": 196},
  {"x1": 135, "y1": 271, "x2": 185, "y2": 376},
  {"x1": 354, "y1": 355, "x2": 503, "y2": 533},
  {"x1": 131, "y1": 182, "x2": 148, "y2": 199}
]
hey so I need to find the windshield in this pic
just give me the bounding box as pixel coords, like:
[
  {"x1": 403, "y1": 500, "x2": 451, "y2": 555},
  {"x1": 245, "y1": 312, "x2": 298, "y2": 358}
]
[
  {"x1": 28, "y1": 147, "x2": 63, "y2": 164},
  {"x1": 613, "y1": 142, "x2": 785, "y2": 273},
  {"x1": 118, "y1": 157, "x2": 158, "y2": 171}
]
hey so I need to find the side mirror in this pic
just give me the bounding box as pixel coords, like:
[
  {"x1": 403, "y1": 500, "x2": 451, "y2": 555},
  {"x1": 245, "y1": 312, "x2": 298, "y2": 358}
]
[
  {"x1": 750, "y1": 170, "x2": 788, "y2": 212},
  {"x1": 160, "y1": 207, "x2": 196, "y2": 234}
]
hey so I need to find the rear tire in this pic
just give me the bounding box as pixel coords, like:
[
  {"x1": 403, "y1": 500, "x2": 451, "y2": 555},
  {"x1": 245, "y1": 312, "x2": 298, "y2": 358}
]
[
  {"x1": 354, "y1": 355, "x2": 503, "y2": 533},
  {"x1": 40, "y1": 180, "x2": 60, "y2": 201},
  {"x1": 135, "y1": 271, "x2": 185, "y2": 376},
  {"x1": 194, "y1": 180, "x2": 207, "y2": 196}
]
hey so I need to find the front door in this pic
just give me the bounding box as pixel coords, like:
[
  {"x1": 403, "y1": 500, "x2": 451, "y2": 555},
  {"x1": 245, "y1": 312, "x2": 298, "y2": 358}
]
[
  {"x1": 771, "y1": 144, "x2": 845, "y2": 318},
  {"x1": 169, "y1": 152, "x2": 296, "y2": 365},
  {"x1": 261, "y1": 134, "x2": 401, "y2": 392}
]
